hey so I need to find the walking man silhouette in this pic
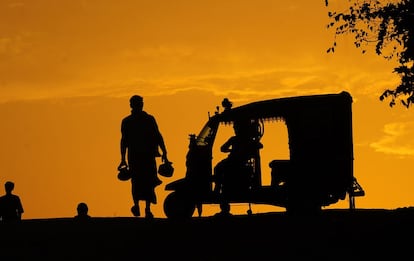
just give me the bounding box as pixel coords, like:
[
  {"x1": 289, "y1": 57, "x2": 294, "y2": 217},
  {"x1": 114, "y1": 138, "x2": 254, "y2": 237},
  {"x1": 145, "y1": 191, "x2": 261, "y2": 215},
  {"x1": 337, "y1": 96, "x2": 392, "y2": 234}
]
[
  {"x1": 118, "y1": 95, "x2": 169, "y2": 219},
  {"x1": 0, "y1": 181, "x2": 24, "y2": 222}
]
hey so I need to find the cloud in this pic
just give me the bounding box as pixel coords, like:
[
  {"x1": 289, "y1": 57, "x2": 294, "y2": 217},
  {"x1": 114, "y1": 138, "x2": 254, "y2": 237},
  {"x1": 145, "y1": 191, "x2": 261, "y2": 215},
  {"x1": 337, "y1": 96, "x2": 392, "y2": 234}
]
[
  {"x1": 0, "y1": 35, "x2": 29, "y2": 55},
  {"x1": 0, "y1": 31, "x2": 399, "y2": 106},
  {"x1": 370, "y1": 121, "x2": 414, "y2": 157},
  {"x1": 77, "y1": 65, "x2": 336, "y2": 101},
  {"x1": 8, "y1": 2, "x2": 24, "y2": 8},
  {"x1": 0, "y1": 58, "x2": 390, "y2": 104}
]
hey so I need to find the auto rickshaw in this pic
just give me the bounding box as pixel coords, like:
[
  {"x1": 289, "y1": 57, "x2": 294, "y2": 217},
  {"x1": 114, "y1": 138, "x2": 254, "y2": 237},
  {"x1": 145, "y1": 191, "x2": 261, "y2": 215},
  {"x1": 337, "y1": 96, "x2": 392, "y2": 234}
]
[{"x1": 163, "y1": 91, "x2": 364, "y2": 219}]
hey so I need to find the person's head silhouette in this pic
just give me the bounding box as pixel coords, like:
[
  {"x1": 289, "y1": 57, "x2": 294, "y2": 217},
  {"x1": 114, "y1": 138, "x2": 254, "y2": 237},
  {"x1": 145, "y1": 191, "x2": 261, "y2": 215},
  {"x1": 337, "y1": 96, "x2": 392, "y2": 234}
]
[
  {"x1": 130, "y1": 95, "x2": 144, "y2": 111},
  {"x1": 4, "y1": 181, "x2": 14, "y2": 194},
  {"x1": 76, "y1": 202, "x2": 90, "y2": 219}
]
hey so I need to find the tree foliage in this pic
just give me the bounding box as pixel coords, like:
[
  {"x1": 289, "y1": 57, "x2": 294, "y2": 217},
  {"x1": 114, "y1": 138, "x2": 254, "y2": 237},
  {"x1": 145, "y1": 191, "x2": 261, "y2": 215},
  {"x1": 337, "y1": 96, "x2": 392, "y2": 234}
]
[{"x1": 325, "y1": 0, "x2": 414, "y2": 108}]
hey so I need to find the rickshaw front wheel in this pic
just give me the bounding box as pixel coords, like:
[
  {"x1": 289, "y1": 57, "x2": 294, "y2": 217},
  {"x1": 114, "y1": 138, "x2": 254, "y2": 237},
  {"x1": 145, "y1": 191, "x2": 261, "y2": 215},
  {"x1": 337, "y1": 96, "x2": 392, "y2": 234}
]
[{"x1": 164, "y1": 191, "x2": 196, "y2": 219}]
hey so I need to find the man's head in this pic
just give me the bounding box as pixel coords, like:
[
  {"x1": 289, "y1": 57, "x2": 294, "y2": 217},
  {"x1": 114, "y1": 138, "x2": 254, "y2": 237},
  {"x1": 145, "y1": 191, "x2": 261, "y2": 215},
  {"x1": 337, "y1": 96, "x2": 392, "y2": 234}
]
[
  {"x1": 5, "y1": 181, "x2": 14, "y2": 194},
  {"x1": 129, "y1": 95, "x2": 144, "y2": 111},
  {"x1": 77, "y1": 202, "x2": 89, "y2": 215}
]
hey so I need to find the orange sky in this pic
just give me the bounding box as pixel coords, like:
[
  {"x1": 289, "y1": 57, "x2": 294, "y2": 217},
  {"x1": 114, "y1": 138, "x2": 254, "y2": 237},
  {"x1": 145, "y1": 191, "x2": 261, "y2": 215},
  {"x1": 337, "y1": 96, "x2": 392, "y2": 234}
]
[{"x1": 0, "y1": 0, "x2": 413, "y2": 219}]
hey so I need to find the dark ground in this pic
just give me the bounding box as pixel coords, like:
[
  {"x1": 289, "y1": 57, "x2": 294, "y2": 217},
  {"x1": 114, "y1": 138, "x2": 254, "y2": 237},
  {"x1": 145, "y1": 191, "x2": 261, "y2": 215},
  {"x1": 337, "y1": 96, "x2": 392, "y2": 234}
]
[{"x1": 1, "y1": 208, "x2": 413, "y2": 260}]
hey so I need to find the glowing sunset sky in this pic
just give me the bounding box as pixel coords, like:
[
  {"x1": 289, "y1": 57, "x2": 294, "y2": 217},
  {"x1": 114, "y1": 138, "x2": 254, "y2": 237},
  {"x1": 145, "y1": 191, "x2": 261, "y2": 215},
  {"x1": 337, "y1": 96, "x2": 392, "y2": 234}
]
[{"x1": 0, "y1": 0, "x2": 412, "y2": 219}]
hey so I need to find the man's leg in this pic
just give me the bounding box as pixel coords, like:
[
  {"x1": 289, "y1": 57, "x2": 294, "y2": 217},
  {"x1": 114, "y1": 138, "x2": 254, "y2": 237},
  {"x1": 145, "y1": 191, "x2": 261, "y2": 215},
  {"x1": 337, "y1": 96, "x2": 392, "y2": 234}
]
[
  {"x1": 145, "y1": 200, "x2": 153, "y2": 219},
  {"x1": 220, "y1": 201, "x2": 231, "y2": 214},
  {"x1": 131, "y1": 178, "x2": 140, "y2": 217},
  {"x1": 131, "y1": 200, "x2": 140, "y2": 217}
]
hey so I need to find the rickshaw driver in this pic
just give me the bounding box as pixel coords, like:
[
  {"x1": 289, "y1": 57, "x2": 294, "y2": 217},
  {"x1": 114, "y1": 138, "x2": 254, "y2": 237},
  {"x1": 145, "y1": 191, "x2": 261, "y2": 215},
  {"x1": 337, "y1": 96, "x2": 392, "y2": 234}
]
[{"x1": 213, "y1": 119, "x2": 263, "y2": 216}]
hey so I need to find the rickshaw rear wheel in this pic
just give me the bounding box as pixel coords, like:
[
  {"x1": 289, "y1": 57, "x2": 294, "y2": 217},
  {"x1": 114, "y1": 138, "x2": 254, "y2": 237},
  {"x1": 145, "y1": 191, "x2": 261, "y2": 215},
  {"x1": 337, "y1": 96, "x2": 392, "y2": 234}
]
[{"x1": 164, "y1": 191, "x2": 196, "y2": 219}]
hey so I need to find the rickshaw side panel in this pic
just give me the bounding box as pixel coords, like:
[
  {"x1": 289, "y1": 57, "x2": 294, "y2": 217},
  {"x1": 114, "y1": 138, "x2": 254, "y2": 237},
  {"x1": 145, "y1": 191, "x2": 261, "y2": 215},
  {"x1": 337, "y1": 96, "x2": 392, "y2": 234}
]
[{"x1": 285, "y1": 92, "x2": 353, "y2": 206}]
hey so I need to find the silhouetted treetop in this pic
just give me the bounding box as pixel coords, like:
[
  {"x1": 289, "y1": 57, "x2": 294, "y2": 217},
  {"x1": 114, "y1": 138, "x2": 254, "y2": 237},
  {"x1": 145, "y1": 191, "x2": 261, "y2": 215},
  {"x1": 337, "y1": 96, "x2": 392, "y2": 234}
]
[{"x1": 325, "y1": 0, "x2": 414, "y2": 108}]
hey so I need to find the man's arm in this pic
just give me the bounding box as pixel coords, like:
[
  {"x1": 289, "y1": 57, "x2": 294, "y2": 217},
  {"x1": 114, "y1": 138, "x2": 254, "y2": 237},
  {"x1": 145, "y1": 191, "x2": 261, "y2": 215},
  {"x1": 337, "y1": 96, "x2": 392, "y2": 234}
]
[
  {"x1": 158, "y1": 134, "x2": 168, "y2": 162},
  {"x1": 153, "y1": 117, "x2": 169, "y2": 162},
  {"x1": 119, "y1": 121, "x2": 128, "y2": 168},
  {"x1": 120, "y1": 138, "x2": 127, "y2": 163},
  {"x1": 17, "y1": 197, "x2": 23, "y2": 218}
]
